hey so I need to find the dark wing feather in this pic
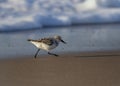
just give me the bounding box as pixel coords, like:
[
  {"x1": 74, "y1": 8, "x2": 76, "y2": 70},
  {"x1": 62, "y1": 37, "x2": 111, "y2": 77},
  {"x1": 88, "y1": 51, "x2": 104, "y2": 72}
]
[
  {"x1": 28, "y1": 38, "x2": 54, "y2": 45},
  {"x1": 38, "y1": 38, "x2": 53, "y2": 45}
]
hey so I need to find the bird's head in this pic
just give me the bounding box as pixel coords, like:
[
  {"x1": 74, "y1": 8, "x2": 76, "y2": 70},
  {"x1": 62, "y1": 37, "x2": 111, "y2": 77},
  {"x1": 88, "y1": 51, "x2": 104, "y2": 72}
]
[{"x1": 54, "y1": 35, "x2": 66, "y2": 44}]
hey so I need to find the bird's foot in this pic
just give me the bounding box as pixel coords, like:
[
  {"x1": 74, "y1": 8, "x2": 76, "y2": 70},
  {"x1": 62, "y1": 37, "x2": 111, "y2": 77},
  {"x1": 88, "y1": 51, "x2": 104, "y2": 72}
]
[
  {"x1": 54, "y1": 54, "x2": 59, "y2": 57},
  {"x1": 48, "y1": 52, "x2": 59, "y2": 57}
]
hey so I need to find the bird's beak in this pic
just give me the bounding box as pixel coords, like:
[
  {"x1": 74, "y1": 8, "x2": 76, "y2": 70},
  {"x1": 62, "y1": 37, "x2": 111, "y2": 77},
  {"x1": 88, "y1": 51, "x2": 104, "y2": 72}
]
[{"x1": 61, "y1": 39, "x2": 67, "y2": 44}]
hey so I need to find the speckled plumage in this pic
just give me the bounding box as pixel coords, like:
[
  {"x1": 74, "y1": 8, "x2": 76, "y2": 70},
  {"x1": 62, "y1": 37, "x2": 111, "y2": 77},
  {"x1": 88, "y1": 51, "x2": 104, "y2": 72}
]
[{"x1": 28, "y1": 35, "x2": 66, "y2": 58}]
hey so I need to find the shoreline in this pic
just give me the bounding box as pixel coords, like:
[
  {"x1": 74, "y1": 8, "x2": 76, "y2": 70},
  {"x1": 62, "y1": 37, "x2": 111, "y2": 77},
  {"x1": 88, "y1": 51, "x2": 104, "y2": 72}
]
[
  {"x1": 1, "y1": 50, "x2": 120, "y2": 60},
  {"x1": 1, "y1": 22, "x2": 120, "y2": 33}
]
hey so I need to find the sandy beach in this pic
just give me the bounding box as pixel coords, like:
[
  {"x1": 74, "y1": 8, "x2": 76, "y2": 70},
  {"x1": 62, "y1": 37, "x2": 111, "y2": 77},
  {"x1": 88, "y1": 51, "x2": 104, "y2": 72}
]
[
  {"x1": 0, "y1": 51, "x2": 120, "y2": 86},
  {"x1": 0, "y1": 25, "x2": 120, "y2": 86}
]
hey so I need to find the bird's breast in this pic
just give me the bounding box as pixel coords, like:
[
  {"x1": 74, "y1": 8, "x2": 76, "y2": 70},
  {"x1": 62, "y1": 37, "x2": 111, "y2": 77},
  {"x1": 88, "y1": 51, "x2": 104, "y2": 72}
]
[{"x1": 30, "y1": 40, "x2": 59, "y2": 51}]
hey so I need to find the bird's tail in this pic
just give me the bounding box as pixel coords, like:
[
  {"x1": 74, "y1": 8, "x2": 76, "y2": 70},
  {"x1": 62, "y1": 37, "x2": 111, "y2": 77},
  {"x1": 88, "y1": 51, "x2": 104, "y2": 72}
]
[{"x1": 27, "y1": 39, "x2": 36, "y2": 42}]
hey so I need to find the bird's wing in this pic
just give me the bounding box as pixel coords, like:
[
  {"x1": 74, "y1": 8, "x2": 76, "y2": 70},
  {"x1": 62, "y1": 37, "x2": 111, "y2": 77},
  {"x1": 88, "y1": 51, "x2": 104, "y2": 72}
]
[{"x1": 38, "y1": 38, "x2": 54, "y2": 45}]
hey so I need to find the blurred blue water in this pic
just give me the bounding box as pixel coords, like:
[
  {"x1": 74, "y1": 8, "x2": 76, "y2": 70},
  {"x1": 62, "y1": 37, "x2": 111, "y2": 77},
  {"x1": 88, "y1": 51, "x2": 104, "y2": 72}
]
[{"x1": 0, "y1": 24, "x2": 120, "y2": 59}]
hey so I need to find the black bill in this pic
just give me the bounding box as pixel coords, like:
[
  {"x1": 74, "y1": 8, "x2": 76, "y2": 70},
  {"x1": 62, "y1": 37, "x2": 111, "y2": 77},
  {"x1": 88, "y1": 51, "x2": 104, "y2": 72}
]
[{"x1": 61, "y1": 39, "x2": 67, "y2": 44}]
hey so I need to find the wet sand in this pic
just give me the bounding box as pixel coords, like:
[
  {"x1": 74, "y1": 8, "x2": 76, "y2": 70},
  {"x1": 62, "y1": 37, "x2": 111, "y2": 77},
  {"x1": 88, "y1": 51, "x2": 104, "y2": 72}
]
[{"x1": 0, "y1": 51, "x2": 120, "y2": 86}]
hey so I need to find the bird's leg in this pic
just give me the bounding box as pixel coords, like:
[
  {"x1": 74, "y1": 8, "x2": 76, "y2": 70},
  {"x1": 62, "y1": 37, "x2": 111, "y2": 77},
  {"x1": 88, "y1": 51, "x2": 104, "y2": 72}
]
[
  {"x1": 34, "y1": 49, "x2": 40, "y2": 58},
  {"x1": 48, "y1": 52, "x2": 59, "y2": 57}
]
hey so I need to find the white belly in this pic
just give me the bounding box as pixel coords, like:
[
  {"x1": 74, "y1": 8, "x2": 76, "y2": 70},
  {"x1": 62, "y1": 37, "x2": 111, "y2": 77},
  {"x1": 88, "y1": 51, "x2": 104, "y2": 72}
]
[
  {"x1": 30, "y1": 41, "x2": 58, "y2": 51},
  {"x1": 41, "y1": 43, "x2": 57, "y2": 51}
]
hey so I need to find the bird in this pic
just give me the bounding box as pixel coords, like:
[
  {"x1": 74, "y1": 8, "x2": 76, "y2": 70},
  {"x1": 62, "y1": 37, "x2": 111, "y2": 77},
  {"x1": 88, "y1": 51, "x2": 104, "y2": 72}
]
[{"x1": 27, "y1": 35, "x2": 66, "y2": 58}]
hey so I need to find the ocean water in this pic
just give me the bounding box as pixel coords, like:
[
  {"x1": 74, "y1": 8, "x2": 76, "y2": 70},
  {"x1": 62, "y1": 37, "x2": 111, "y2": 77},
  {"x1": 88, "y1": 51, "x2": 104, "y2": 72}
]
[
  {"x1": 1, "y1": 0, "x2": 120, "y2": 31},
  {"x1": 0, "y1": 24, "x2": 120, "y2": 59}
]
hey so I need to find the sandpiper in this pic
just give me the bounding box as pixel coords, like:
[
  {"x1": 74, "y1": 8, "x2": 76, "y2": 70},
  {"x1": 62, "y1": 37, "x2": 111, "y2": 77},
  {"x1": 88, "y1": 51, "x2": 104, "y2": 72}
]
[{"x1": 28, "y1": 35, "x2": 66, "y2": 58}]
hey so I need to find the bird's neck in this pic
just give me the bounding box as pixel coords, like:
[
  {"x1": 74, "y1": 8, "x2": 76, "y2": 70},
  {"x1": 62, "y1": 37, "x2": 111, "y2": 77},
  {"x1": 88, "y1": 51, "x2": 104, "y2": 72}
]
[{"x1": 54, "y1": 39, "x2": 59, "y2": 46}]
